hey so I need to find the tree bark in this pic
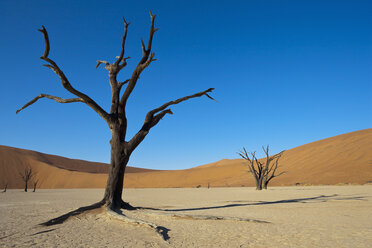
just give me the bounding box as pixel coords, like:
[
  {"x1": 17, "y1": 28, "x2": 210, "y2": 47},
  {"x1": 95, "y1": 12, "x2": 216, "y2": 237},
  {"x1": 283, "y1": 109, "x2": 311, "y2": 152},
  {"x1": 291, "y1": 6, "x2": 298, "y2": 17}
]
[
  {"x1": 256, "y1": 178, "x2": 263, "y2": 190},
  {"x1": 263, "y1": 181, "x2": 268, "y2": 190},
  {"x1": 102, "y1": 129, "x2": 131, "y2": 210}
]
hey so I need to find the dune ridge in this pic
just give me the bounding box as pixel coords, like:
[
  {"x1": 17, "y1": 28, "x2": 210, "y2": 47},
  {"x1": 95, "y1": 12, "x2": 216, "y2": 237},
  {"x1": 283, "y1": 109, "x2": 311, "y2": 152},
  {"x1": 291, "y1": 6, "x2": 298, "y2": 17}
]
[{"x1": 0, "y1": 129, "x2": 371, "y2": 189}]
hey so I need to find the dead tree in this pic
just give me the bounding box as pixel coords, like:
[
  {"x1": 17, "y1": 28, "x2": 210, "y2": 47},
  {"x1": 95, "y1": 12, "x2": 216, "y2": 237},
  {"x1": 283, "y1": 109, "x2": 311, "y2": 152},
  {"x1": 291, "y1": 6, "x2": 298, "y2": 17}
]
[
  {"x1": 19, "y1": 167, "x2": 35, "y2": 192},
  {"x1": 238, "y1": 146, "x2": 285, "y2": 190},
  {"x1": 17, "y1": 12, "x2": 214, "y2": 213},
  {"x1": 33, "y1": 179, "x2": 40, "y2": 192},
  {"x1": 2, "y1": 183, "x2": 8, "y2": 193},
  {"x1": 238, "y1": 149, "x2": 265, "y2": 190}
]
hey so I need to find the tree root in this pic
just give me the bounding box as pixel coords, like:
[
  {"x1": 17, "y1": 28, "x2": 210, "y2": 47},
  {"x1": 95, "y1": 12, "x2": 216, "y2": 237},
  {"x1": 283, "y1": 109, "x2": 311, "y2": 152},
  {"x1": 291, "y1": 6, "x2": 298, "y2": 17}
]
[
  {"x1": 40, "y1": 201, "x2": 268, "y2": 243},
  {"x1": 40, "y1": 200, "x2": 137, "y2": 226},
  {"x1": 39, "y1": 201, "x2": 169, "y2": 242},
  {"x1": 106, "y1": 207, "x2": 170, "y2": 241}
]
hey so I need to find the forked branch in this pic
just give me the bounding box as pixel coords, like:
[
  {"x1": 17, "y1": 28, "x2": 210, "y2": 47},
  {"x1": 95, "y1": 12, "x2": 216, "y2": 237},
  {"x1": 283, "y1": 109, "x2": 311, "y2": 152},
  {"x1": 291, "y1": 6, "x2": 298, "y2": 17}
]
[
  {"x1": 128, "y1": 88, "x2": 215, "y2": 151},
  {"x1": 144, "y1": 88, "x2": 215, "y2": 123},
  {"x1": 120, "y1": 11, "x2": 159, "y2": 107},
  {"x1": 115, "y1": 17, "x2": 130, "y2": 66},
  {"x1": 96, "y1": 60, "x2": 110, "y2": 69},
  {"x1": 118, "y1": 79, "x2": 131, "y2": 92},
  {"x1": 238, "y1": 149, "x2": 259, "y2": 179},
  {"x1": 264, "y1": 150, "x2": 286, "y2": 185},
  {"x1": 18, "y1": 26, "x2": 110, "y2": 122}
]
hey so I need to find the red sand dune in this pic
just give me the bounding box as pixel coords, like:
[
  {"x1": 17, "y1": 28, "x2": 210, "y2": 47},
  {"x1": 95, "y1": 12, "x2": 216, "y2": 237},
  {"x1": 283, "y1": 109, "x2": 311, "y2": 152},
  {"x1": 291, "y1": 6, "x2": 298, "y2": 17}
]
[{"x1": 0, "y1": 129, "x2": 371, "y2": 189}]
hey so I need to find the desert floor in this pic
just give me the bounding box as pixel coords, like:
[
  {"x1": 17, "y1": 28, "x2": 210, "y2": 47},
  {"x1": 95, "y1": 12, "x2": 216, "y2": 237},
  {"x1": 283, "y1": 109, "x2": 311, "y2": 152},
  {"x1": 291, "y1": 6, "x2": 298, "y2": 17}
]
[{"x1": 1, "y1": 186, "x2": 371, "y2": 247}]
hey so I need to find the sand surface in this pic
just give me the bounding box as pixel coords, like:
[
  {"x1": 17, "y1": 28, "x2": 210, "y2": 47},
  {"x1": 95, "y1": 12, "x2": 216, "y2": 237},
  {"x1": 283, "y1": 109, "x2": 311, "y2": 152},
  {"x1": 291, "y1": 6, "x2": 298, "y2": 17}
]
[{"x1": 1, "y1": 186, "x2": 371, "y2": 247}]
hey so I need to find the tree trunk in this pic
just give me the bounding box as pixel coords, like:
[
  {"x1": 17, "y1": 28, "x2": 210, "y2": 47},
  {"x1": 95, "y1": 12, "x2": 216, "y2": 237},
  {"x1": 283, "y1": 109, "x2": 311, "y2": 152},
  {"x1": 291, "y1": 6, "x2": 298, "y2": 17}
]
[
  {"x1": 33, "y1": 182, "x2": 38, "y2": 192},
  {"x1": 255, "y1": 178, "x2": 263, "y2": 190},
  {"x1": 256, "y1": 184, "x2": 263, "y2": 190},
  {"x1": 102, "y1": 130, "x2": 131, "y2": 210},
  {"x1": 263, "y1": 181, "x2": 268, "y2": 190},
  {"x1": 24, "y1": 182, "x2": 28, "y2": 192}
]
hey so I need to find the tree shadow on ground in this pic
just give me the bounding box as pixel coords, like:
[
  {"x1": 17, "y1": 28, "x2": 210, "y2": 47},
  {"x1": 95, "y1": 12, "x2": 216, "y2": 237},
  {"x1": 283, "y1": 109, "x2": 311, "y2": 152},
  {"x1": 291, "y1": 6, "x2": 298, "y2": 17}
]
[
  {"x1": 142, "y1": 194, "x2": 367, "y2": 212},
  {"x1": 40, "y1": 202, "x2": 104, "y2": 226},
  {"x1": 31, "y1": 228, "x2": 56, "y2": 236}
]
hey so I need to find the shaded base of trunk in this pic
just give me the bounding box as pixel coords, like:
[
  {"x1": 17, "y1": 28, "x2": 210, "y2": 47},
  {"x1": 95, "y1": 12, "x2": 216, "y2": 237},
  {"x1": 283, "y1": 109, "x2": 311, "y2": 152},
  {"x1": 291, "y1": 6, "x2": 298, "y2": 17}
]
[
  {"x1": 255, "y1": 184, "x2": 263, "y2": 190},
  {"x1": 41, "y1": 199, "x2": 136, "y2": 227},
  {"x1": 121, "y1": 200, "x2": 136, "y2": 210},
  {"x1": 40, "y1": 201, "x2": 105, "y2": 226}
]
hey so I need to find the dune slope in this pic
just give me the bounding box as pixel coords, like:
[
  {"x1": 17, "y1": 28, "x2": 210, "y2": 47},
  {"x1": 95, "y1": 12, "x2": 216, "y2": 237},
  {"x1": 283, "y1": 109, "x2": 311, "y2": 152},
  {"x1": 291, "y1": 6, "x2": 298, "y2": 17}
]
[
  {"x1": 0, "y1": 146, "x2": 154, "y2": 189},
  {"x1": 125, "y1": 128, "x2": 372, "y2": 187},
  {"x1": 0, "y1": 129, "x2": 371, "y2": 189}
]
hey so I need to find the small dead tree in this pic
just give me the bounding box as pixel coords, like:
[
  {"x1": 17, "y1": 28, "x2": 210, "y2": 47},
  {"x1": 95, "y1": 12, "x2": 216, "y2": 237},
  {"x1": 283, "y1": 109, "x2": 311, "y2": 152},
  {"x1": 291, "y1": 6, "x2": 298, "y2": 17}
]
[
  {"x1": 19, "y1": 167, "x2": 35, "y2": 192},
  {"x1": 33, "y1": 179, "x2": 40, "y2": 192},
  {"x1": 2, "y1": 183, "x2": 8, "y2": 193},
  {"x1": 238, "y1": 146, "x2": 285, "y2": 190}
]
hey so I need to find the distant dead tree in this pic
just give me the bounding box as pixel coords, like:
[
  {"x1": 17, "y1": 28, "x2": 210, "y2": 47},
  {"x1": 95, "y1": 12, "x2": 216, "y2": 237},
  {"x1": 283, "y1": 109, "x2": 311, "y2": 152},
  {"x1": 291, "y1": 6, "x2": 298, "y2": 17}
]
[
  {"x1": 33, "y1": 179, "x2": 40, "y2": 192},
  {"x1": 2, "y1": 183, "x2": 8, "y2": 193},
  {"x1": 19, "y1": 167, "x2": 35, "y2": 192},
  {"x1": 238, "y1": 146, "x2": 285, "y2": 190},
  {"x1": 16, "y1": 11, "x2": 215, "y2": 232}
]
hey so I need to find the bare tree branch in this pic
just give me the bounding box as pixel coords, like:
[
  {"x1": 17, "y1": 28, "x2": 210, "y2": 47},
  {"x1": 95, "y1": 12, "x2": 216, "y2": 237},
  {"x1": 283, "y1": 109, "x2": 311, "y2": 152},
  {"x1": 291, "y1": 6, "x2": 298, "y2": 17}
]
[
  {"x1": 146, "y1": 11, "x2": 159, "y2": 55},
  {"x1": 144, "y1": 88, "x2": 215, "y2": 123},
  {"x1": 238, "y1": 149, "x2": 259, "y2": 180},
  {"x1": 120, "y1": 11, "x2": 159, "y2": 108},
  {"x1": 38, "y1": 25, "x2": 50, "y2": 58},
  {"x1": 115, "y1": 17, "x2": 130, "y2": 66},
  {"x1": 128, "y1": 88, "x2": 215, "y2": 151},
  {"x1": 149, "y1": 109, "x2": 173, "y2": 128},
  {"x1": 118, "y1": 56, "x2": 130, "y2": 70},
  {"x1": 118, "y1": 79, "x2": 131, "y2": 92},
  {"x1": 96, "y1": 60, "x2": 110, "y2": 69},
  {"x1": 16, "y1": 94, "x2": 83, "y2": 114},
  {"x1": 264, "y1": 151, "x2": 286, "y2": 186},
  {"x1": 262, "y1": 145, "x2": 271, "y2": 174},
  {"x1": 141, "y1": 39, "x2": 146, "y2": 57},
  {"x1": 27, "y1": 26, "x2": 111, "y2": 122}
]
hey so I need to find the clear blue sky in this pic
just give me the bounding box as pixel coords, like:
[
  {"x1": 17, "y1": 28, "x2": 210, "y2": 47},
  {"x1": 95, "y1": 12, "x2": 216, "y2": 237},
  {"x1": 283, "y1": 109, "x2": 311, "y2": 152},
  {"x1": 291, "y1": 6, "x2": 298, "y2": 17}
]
[{"x1": 1, "y1": 0, "x2": 371, "y2": 170}]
